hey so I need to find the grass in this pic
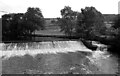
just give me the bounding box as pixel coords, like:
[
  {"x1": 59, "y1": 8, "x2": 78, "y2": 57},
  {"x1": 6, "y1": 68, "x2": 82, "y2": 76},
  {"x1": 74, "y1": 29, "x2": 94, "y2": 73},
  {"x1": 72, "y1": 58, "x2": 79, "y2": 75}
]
[{"x1": 35, "y1": 23, "x2": 64, "y2": 36}]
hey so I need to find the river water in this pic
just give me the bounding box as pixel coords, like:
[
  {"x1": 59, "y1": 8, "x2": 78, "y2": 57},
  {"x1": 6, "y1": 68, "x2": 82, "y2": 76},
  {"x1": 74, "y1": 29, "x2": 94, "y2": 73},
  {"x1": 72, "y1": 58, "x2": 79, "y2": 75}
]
[{"x1": 0, "y1": 41, "x2": 119, "y2": 74}]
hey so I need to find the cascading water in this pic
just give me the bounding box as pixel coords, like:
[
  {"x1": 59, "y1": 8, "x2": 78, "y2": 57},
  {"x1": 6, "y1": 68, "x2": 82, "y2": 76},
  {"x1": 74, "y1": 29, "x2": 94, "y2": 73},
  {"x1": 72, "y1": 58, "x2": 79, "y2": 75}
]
[
  {"x1": 86, "y1": 41, "x2": 118, "y2": 74},
  {"x1": 1, "y1": 41, "x2": 118, "y2": 74},
  {"x1": 1, "y1": 41, "x2": 92, "y2": 59}
]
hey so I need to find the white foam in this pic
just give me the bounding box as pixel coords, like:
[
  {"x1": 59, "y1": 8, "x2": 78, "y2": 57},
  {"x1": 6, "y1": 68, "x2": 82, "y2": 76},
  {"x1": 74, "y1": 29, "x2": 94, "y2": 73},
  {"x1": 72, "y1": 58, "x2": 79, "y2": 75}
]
[{"x1": 1, "y1": 41, "x2": 92, "y2": 59}]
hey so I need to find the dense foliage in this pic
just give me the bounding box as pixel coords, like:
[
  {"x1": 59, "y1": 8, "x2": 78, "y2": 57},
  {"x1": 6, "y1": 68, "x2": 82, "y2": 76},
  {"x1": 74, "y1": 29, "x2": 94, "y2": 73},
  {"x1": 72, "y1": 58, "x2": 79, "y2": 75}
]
[
  {"x1": 58, "y1": 6, "x2": 79, "y2": 36},
  {"x1": 2, "y1": 7, "x2": 45, "y2": 40},
  {"x1": 107, "y1": 15, "x2": 120, "y2": 55},
  {"x1": 76, "y1": 7, "x2": 106, "y2": 39}
]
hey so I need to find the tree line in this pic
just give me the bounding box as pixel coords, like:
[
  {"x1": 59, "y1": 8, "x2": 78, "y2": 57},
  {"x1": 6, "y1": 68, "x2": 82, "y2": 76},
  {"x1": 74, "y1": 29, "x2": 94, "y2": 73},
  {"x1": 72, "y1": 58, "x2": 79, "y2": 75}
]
[
  {"x1": 2, "y1": 7, "x2": 45, "y2": 40},
  {"x1": 58, "y1": 6, "x2": 119, "y2": 40},
  {"x1": 2, "y1": 6, "x2": 119, "y2": 41}
]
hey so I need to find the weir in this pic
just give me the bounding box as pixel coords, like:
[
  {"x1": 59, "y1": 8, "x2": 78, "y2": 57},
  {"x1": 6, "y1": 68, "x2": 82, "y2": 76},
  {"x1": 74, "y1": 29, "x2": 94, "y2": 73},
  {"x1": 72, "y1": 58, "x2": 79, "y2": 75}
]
[
  {"x1": 1, "y1": 41, "x2": 117, "y2": 74},
  {"x1": 0, "y1": 41, "x2": 92, "y2": 58}
]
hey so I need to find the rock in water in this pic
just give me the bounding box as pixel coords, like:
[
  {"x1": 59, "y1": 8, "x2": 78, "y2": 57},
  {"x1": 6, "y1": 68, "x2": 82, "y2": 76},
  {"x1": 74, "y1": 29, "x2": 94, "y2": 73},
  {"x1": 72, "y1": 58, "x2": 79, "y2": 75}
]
[{"x1": 81, "y1": 39, "x2": 97, "y2": 51}]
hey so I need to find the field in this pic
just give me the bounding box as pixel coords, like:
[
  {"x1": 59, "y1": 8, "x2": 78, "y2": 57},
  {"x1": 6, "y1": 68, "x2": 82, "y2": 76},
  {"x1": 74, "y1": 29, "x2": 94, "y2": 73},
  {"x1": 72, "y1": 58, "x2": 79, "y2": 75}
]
[{"x1": 35, "y1": 20, "x2": 64, "y2": 36}]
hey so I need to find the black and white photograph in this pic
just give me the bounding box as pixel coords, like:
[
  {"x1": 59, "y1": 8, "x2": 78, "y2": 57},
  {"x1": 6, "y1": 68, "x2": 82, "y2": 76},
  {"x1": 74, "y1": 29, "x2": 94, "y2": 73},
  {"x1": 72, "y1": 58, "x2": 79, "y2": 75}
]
[{"x1": 0, "y1": 0, "x2": 120, "y2": 75}]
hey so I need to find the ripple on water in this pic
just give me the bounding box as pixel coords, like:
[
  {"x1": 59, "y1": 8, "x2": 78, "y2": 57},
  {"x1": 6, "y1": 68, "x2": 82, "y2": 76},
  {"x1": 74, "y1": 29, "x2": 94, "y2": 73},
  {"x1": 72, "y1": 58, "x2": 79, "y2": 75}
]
[{"x1": 87, "y1": 50, "x2": 118, "y2": 74}]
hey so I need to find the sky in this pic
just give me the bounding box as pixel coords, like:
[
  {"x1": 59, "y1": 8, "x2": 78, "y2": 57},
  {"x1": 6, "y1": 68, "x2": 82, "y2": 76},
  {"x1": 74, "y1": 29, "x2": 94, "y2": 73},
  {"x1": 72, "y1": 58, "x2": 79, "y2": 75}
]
[{"x1": 0, "y1": 0, "x2": 120, "y2": 18}]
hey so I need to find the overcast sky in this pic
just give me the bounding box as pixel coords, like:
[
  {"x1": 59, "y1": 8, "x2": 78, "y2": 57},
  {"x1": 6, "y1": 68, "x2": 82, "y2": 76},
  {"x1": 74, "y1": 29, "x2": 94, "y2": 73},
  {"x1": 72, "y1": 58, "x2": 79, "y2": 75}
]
[{"x1": 0, "y1": 0, "x2": 119, "y2": 18}]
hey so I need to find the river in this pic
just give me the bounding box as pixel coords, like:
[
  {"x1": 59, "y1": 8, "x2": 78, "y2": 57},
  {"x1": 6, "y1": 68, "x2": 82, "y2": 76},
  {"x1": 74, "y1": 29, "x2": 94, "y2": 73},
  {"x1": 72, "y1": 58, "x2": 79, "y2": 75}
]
[{"x1": 0, "y1": 41, "x2": 119, "y2": 74}]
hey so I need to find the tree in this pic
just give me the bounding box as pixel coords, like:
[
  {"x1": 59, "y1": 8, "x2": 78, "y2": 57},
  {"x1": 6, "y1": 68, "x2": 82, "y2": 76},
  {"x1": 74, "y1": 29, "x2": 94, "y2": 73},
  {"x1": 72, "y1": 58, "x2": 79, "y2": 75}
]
[
  {"x1": 2, "y1": 14, "x2": 16, "y2": 40},
  {"x1": 2, "y1": 13, "x2": 27, "y2": 40},
  {"x1": 2, "y1": 7, "x2": 45, "y2": 41},
  {"x1": 58, "y1": 18, "x2": 75, "y2": 36},
  {"x1": 10, "y1": 13, "x2": 25, "y2": 36},
  {"x1": 103, "y1": 15, "x2": 120, "y2": 56},
  {"x1": 2, "y1": 14, "x2": 11, "y2": 36},
  {"x1": 24, "y1": 7, "x2": 45, "y2": 34},
  {"x1": 58, "y1": 6, "x2": 79, "y2": 36},
  {"x1": 76, "y1": 6, "x2": 106, "y2": 39}
]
